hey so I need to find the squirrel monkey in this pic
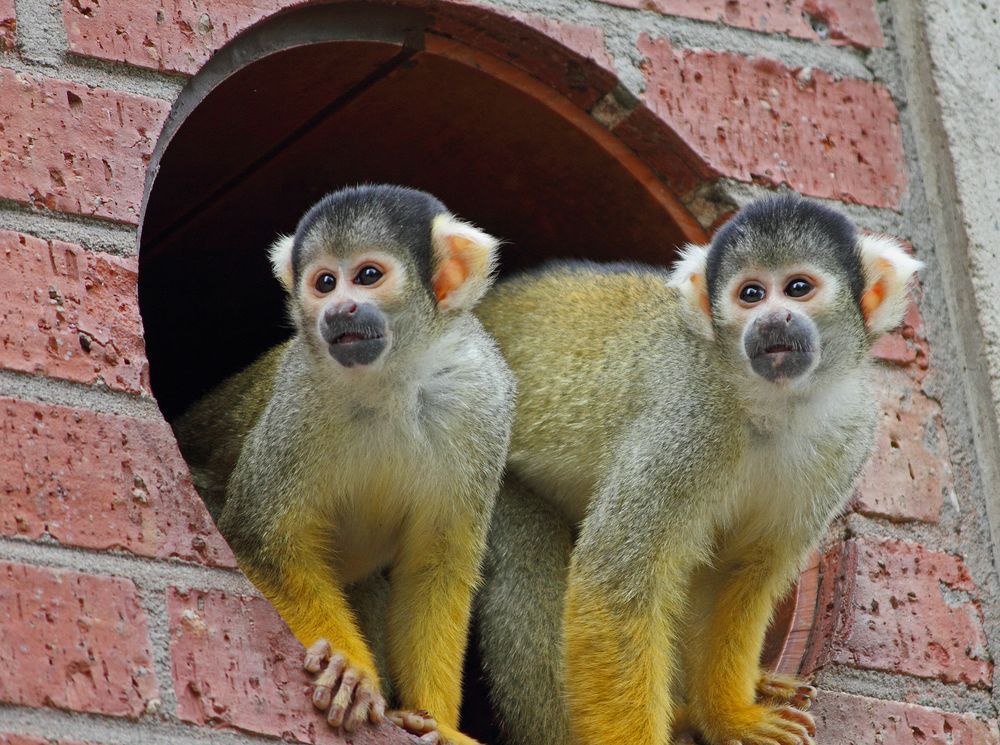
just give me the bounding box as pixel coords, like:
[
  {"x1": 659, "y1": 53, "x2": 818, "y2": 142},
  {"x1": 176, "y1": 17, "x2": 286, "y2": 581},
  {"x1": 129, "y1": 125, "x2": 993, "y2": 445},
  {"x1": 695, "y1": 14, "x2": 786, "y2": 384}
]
[
  {"x1": 173, "y1": 185, "x2": 515, "y2": 745},
  {"x1": 473, "y1": 195, "x2": 922, "y2": 745}
]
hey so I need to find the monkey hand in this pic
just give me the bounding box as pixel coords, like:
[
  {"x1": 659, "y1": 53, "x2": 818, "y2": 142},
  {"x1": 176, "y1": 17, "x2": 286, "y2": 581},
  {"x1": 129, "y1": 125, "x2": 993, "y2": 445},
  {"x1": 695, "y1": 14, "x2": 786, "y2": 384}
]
[
  {"x1": 304, "y1": 638, "x2": 384, "y2": 732},
  {"x1": 756, "y1": 671, "x2": 817, "y2": 711},
  {"x1": 702, "y1": 703, "x2": 816, "y2": 745}
]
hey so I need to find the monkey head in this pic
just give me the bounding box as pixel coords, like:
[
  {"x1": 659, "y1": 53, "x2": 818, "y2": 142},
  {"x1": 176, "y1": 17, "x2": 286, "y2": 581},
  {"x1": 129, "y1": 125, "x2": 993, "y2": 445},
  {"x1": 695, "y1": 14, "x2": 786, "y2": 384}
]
[
  {"x1": 269, "y1": 185, "x2": 500, "y2": 371},
  {"x1": 669, "y1": 194, "x2": 923, "y2": 390}
]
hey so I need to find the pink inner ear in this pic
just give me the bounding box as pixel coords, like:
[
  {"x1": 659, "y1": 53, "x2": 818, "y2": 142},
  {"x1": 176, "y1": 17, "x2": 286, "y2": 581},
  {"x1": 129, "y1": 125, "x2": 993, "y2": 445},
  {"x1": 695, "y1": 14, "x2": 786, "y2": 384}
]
[
  {"x1": 691, "y1": 275, "x2": 711, "y2": 318},
  {"x1": 433, "y1": 236, "x2": 473, "y2": 303},
  {"x1": 861, "y1": 258, "x2": 893, "y2": 326}
]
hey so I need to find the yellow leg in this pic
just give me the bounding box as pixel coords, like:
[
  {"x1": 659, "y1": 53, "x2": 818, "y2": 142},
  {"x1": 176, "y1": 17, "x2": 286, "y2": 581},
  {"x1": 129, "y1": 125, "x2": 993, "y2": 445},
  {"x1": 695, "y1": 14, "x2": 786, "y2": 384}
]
[
  {"x1": 245, "y1": 559, "x2": 379, "y2": 683},
  {"x1": 386, "y1": 516, "x2": 486, "y2": 741},
  {"x1": 562, "y1": 565, "x2": 676, "y2": 745},
  {"x1": 687, "y1": 545, "x2": 814, "y2": 745}
]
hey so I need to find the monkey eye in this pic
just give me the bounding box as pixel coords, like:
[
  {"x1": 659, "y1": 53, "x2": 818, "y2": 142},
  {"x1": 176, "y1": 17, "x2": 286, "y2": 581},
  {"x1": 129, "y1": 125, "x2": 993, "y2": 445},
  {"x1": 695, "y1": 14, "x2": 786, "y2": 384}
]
[
  {"x1": 784, "y1": 278, "x2": 814, "y2": 298},
  {"x1": 314, "y1": 272, "x2": 336, "y2": 293},
  {"x1": 354, "y1": 265, "x2": 383, "y2": 286},
  {"x1": 738, "y1": 282, "x2": 766, "y2": 304}
]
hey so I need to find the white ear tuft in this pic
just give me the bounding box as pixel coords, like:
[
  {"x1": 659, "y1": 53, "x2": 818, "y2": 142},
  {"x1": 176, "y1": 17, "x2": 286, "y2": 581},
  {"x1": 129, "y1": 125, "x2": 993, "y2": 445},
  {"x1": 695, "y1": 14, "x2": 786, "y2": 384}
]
[
  {"x1": 667, "y1": 243, "x2": 713, "y2": 339},
  {"x1": 268, "y1": 234, "x2": 295, "y2": 292},
  {"x1": 431, "y1": 214, "x2": 501, "y2": 312},
  {"x1": 858, "y1": 234, "x2": 924, "y2": 336}
]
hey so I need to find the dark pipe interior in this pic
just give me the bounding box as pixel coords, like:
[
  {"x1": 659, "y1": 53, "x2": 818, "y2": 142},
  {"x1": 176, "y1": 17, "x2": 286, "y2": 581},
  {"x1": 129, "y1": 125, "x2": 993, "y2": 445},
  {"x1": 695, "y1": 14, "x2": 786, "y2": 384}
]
[{"x1": 138, "y1": 39, "x2": 690, "y2": 420}]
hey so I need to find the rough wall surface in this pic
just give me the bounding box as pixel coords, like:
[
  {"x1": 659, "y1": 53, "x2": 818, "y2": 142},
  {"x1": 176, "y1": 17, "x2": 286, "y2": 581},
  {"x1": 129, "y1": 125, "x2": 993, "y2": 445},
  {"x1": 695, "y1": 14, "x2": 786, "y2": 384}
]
[{"x1": 0, "y1": 1, "x2": 997, "y2": 744}]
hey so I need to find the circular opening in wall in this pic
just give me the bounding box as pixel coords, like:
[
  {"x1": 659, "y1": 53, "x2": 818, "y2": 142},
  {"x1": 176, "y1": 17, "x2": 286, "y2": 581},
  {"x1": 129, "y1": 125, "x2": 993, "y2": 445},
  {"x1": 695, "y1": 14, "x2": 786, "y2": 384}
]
[{"x1": 137, "y1": 2, "x2": 816, "y2": 740}]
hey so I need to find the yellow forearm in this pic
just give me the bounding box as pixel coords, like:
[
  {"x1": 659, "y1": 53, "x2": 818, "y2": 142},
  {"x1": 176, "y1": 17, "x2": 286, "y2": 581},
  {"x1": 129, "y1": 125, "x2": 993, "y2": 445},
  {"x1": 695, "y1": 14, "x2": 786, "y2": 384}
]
[{"x1": 563, "y1": 578, "x2": 672, "y2": 745}]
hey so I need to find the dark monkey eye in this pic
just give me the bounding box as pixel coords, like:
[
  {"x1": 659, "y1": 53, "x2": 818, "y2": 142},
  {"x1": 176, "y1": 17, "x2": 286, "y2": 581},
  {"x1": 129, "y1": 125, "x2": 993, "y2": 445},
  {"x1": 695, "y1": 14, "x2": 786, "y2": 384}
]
[
  {"x1": 739, "y1": 283, "x2": 766, "y2": 304},
  {"x1": 785, "y1": 278, "x2": 814, "y2": 298},
  {"x1": 355, "y1": 266, "x2": 383, "y2": 286},
  {"x1": 314, "y1": 273, "x2": 336, "y2": 293}
]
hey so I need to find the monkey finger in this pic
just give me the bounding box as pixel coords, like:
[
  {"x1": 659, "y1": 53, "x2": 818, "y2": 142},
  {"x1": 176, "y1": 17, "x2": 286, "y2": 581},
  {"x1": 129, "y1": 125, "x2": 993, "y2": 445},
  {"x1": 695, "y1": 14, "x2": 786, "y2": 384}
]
[
  {"x1": 419, "y1": 733, "x2": 442, "y2": 744},
  {"x1": 311, "y1": 652, "x2": 347, "y2": 710},
  {"x1": 343, "y1": 681, "x2": 381, "y2": 732},
  {"x1": 369, "y1": 690, "x2": 386, "y2": 724},
  {"x1": 326, "y1": 668, "x2": 361, "y2": 727},
  {"x1": 304, "y1": 638, "x2": 332, "y2": 674}
]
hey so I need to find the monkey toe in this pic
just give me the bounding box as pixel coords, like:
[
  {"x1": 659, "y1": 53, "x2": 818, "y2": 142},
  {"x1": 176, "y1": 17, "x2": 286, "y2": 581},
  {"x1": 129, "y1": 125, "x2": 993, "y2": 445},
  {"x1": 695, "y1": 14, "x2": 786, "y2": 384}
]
[
  {"x1": 756, "y1": 672, "x2": 816, "y2": 711},
  {"x1": 703, "y1": 704, "x2": 816, "y2": 745},
  {"x1": 387, "y1": 709, "x2": 438, "y2": 737}
]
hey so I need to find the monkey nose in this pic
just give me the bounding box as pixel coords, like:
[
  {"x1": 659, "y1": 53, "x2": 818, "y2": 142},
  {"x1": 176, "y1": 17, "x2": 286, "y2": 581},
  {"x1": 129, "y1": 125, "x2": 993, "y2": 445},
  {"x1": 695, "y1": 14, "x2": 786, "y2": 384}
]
[{"x1": 328, "y1": 301, "x2": 358, "y2": 317}]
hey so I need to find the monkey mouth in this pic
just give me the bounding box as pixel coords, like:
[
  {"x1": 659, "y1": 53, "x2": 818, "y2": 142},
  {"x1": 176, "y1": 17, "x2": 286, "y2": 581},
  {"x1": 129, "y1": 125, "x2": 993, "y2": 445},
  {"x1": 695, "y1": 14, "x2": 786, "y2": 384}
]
[
  {"x1": 331, "y1": 331, "x2": 383, "y2": 345},
  {"x1": 763, "y1": 344, "x2": 795, "y2": 355}
]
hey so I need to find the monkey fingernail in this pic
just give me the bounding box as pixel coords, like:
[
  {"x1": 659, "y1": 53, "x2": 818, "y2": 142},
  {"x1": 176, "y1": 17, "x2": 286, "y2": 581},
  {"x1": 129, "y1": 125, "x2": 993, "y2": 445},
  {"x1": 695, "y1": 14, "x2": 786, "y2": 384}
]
[
  {"x1": 326, "y1": 705, "x2": 345, "y2": 727},
  {"x1": 312, "y1": 687, "x2": 331, "y2": 709}
]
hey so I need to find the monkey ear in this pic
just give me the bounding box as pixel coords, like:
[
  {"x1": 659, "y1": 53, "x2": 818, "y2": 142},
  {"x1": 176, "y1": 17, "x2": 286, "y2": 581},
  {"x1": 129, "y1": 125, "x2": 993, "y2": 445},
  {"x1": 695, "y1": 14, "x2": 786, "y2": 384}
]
[
  {"x1": 268, "y1": 234, "x2": 295, "y2": 293},
  {"x1": 857, "y1": 234, "x2": 924, "y2": 336},
  {"x1": 668, "y1": 243, "x2": 713, "y2": 339},
  {"x1": 430, "y1": 214, "x2": 500, "y2": 312}
]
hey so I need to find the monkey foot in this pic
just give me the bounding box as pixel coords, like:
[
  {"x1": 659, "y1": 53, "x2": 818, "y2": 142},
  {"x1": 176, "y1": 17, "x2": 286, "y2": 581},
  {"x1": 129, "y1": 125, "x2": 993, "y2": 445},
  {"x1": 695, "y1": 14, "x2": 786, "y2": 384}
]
[
  {"x1": 756, "y1": 671, "x2": 817, "y2": 711},
  {"x1": 387, "y1": 709, "x2": 442, "y2": 742},
  {"x1": 386, "y1": 713, "x2": 482, "y2": 745},
  {"x1": 304, "y1": 638, "x2": 385, "y2": 732},
  {"x1": 703, "y1": 703, "x2": 816, "y2": 745}
]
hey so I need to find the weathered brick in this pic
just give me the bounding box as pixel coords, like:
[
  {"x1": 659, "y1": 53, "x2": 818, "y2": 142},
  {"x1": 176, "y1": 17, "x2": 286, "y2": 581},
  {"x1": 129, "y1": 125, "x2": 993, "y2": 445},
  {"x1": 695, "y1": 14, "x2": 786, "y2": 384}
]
[
  {"x1": 0, "y1": 231, "x2": 148, "y2": 395},
  {"x1": 855, "y1": 366, "x2": 951, "y2": 523},
  {"x1": 872, "y1": 299, "x2": 929, "y2": 369},
  {"x1": 813, "y1": 690, "x2": 1000, "y2": 744},
  {"x1": 63, "y1": 1, "x2": 618, "y2": 109},
  {"x1": 63, "y1": 0, "x2": 287, "y2": 75},
  {"x1": 626, "y1": 36, "x2": 906, "y2": 207},
  {"x1": 0, "y1": 397, "x2": 235, "y2": 567},
  {"x1": 0, "y1": 736, "x2": 100, "y2": 745},
  {"x1": 804, "y1": 539, "x2": 992, "y2": 687},
  {"x1": 168, "y1": 588, "x2": 414, "y2": 744},
  {"x1": 0, "y1": 0, "x2": 14, "y2": 53},
  {"x1": 0, "y1": 69, "x2": 169, "y2": 224},
  {"x1": 594, "y1": 0, "x2": 882, "y2": 49},
  {"x1": 0, "y1": 562, "x2": 159, "y2": 718}
]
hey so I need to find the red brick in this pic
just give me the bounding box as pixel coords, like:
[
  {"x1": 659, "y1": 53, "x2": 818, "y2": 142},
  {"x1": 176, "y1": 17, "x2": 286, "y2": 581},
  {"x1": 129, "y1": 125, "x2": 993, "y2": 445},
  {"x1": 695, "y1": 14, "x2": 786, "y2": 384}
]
[
  {"x1": 804, "y1": 539, "x2": 992, "y2": 687},
  {"x1": 627, "y1": 36, "x2": 906, "y2": 207},
  {"x1": 0, "y1": 397, "x2": 235, "y2": 567},
  {"x1": 63, "y1": 0, "x2": 619, "y2": 109},
  {"x1": 0, "y1": 69, "x2": 169, "y2": 224},
  {"x1": 0, "y1": 562, "x2": 159, "y2": 718},
  {"x1": 0, "y1": 231, "x2": 148, "y2": 395},
  {"x1": 872, "y1": 299, "x2": 929, "y2": 369},
  {"x1": 168, "y1": 588, "x2": 415, "y2": 744},
  {"x1": 63, "y1": 0, "x2": 288, "y2": 75},
  {"x1": 813, "y1": 690, "x2": 1000, "y2": 744},
  {"x1": 855, "y1": 366, "x2": 951, "y2": 523},
  {"x1": 0, "y1": 736, "x2": 101, "y2": 745},
  {"x1": 0, "y1": 0, "x2": 14, "y2": 53},
  {"x1": 594, "y1": 0, "x2": 882, "y2": 49}
]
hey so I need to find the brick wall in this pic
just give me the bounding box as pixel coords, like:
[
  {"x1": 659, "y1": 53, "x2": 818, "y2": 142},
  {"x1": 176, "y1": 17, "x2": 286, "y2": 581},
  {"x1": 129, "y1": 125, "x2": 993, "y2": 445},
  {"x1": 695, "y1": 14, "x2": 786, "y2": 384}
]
[{"x1": 0, "y1": 1, "x2": 996, "y2": 744}]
